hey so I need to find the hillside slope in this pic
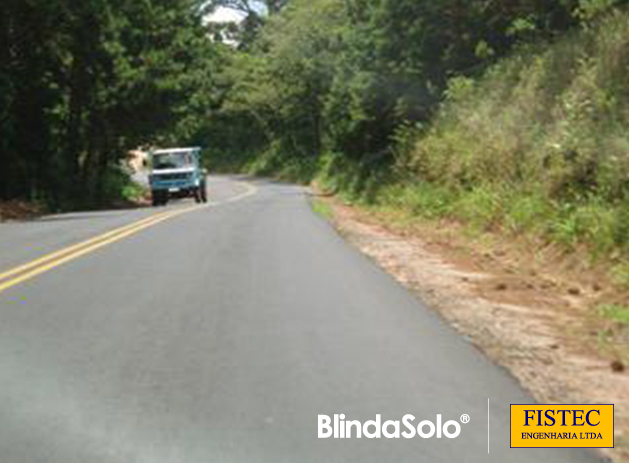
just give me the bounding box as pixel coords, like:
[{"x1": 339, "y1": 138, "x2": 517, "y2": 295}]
[{"x1": 320, "y1": 9, "x2": 629, "y2": 281}]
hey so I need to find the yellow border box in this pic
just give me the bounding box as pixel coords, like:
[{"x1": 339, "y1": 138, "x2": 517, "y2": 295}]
[{"x1": 511, "y1": 404, "x2": 614, "y2": 448}]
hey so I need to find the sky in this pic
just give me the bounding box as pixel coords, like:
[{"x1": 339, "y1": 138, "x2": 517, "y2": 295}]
[{"x1": 205, "y1": 6, "x2": 247, "y2": 24}]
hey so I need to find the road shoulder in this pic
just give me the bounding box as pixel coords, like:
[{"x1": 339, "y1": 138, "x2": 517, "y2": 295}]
[{"x1": 311, "y1": 193, "x2": 629, "y2": 462}]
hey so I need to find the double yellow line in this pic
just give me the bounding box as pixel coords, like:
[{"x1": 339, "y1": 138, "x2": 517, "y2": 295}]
[{"x1": 0, "y1": 206, "x2": 198, "y2": 295}]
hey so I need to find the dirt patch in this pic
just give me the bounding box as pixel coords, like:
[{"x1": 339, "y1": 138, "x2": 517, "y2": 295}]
[
  {"x1": 0, "y1": 200, "x2": 44, "y2": 222},
  {"x1": 319, "y1": 194, "x2": 629, "y2": 462}
]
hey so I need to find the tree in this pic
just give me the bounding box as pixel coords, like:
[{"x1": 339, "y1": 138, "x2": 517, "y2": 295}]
[{"x1": 0, "y1": 0, "x2": 221, "y2": 207}]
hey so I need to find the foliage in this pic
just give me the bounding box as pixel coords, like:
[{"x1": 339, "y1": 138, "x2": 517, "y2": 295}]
[
  {"x1": 209, "y1": 0, "x2": 606, "y2": 168},
  {"x1": 201, "y1": 0, "x2": 629, "y2": 267},
  {"x1": 4, "y1": 0, "x2": 629, "y2": 264},
  {"x1": 0, "y1": 0, "x2": 219, "y2": 208},
  {"x1": 399, "y1": 9, "x2": 629, "y2": 257}
]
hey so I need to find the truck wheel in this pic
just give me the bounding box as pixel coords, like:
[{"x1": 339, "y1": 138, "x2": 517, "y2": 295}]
[
  {"x1": 194, "y1": 188, "x2": 202, "y2": 204},
  {"x1": 152, "y1": 191, "x2": 160, "y2": 207},
  {"x1": 153, "y1": 191, "x2": 168, "y2": 206},
  {"x1": 201, "y1": 183, "x2": 208, "y2": 203}
]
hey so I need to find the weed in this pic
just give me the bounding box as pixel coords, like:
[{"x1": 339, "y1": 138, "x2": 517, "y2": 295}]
[
  {"x1": 393, "y1": 10, "x2": 629, "y2": 265},
  {"x1": 599, "y1": 304, "x2": 629, "y2": 325},
  {"x1": 122, "y1": 182, "x2": 147, "y2": 202},
  {"x1": 611, "y1": 263, "x2": 629, "y2": 288},
  {"x1": 503, "y1": 193, "x2": 554, "y2": 234},
  {"x1": 311, "y1": 198, "x2": 334, "y2": 220},
  {"x1": 452, "y1": 186, "x2": 503, "y2": 230}
]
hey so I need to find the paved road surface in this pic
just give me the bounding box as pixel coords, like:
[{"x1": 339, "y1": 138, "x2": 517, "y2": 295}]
[{"x1": 0, "y1": 176, "x2": 605, "y2": 462}]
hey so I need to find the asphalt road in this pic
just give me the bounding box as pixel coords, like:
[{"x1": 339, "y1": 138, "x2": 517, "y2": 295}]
[{"x1": 0, "y1": 176, "x2": 605, "y2": 463}]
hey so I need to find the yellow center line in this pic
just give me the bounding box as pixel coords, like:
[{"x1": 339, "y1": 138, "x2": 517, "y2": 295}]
[
  {"x1": 0, "y1": 206, "x2": 197, "y2": 295},
  {"x1": 207, "y1": 180, "x2": 258, "y2": 206},
  {"x1": 0, "y1": 209, "x2": 189, "y2": 294},
  {"x1": 0, "y1": 180, "x2": 258, "y2": 296},
  {"x1": 0, "y1": 211, "x2": 172, "y2": 284}
]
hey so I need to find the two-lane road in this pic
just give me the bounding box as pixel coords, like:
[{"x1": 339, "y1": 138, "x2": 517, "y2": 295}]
[{"x1": 0, "y1": 176, "x2": 604, "y2": 462}]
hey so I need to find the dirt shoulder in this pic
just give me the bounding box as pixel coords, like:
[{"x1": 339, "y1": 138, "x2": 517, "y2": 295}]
[
  {"x1": 314, "y1": 193, "x2": 629, "y2": 462},
  {"x1": 0, "y1": 200, "x2": 44, "y2": 222}
]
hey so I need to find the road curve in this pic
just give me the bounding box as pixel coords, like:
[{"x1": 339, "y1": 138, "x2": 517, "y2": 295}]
[{"x1": 0, "y1": 176, "x2": 605, "y2": 463}]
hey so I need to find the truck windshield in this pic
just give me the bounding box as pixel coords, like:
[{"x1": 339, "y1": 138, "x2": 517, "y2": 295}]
[{"x1": 153, "y1": 152, "x2": 191, "y2": 169}]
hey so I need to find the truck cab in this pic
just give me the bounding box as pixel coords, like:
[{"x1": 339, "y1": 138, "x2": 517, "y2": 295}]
[{"x1": 149, "y1": 147, "x2": 208, "y2": 206}]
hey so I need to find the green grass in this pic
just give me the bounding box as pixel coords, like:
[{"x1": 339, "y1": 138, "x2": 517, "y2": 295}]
[
  {"x1": 611, "y1": 263, "x2": 629, "y2": 288},
  {"x1": 380, "y1": 9, "x2": 629, "y2": 261},
  {"x1": 599, "y1": 304, "x2": 629, "y2": 325},
  {"x1": 311, "y1": 198, "x2": 334, "y2": 220},
  {"x1": 121, "y1": 182, "x2": 147, "y2": 202},
  {"x1": 376, "y1": 10, "x2": 629, "y2": 266}
]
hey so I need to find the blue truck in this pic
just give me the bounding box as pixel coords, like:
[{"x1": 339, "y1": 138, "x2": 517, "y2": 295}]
[{"x1": 149, "y1": 147, "x2": 208, "y2": 206}]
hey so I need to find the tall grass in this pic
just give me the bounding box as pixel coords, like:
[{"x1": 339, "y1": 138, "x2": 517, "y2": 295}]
[{"x1": 379, "y1": 9, "x2": 629, "y2": 267}]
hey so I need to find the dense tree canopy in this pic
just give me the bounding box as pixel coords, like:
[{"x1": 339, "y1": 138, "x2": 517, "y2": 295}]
[
  {"x1": 0, "y1": 0, "x2": 218, "y2": 207},
  {"x1": 204, "y1": 0, "x2": 627, "y2": 170},
  {"x1": 2, "y1": 0, "x2": 627, "y2": 207}
]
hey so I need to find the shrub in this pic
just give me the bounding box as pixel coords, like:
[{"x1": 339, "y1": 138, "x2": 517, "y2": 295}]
[{"x1": 399, "y1": 9, "x2": 629, "y2": 260}]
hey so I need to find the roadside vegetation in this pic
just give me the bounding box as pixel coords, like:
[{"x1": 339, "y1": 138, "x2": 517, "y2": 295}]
[
  {"x1": 200, "y1": 1, "x2": 629, "y2": 286},
  {"x1": 311, "y1": 198, "x2": 334, "y2": 221},
  {"x1": 382, "y1": 9, "x2": 629, "y2": 271},
  {"x1": 0, "y1": 0, "x2": 221, "y2": 210},
  {"x1": 5, "y1": 1, "x2": 628, "y2": 247}
]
